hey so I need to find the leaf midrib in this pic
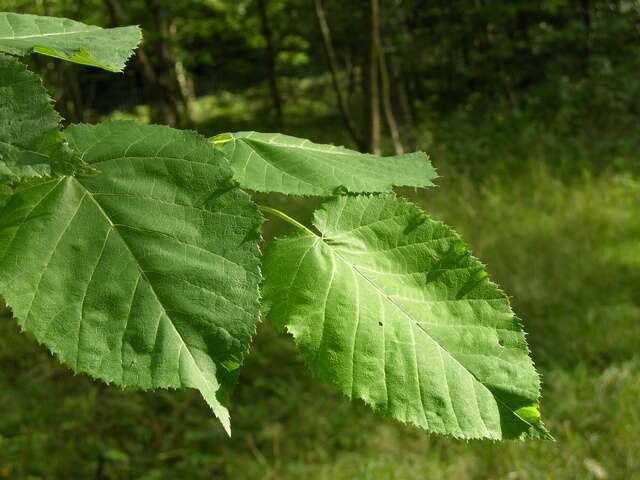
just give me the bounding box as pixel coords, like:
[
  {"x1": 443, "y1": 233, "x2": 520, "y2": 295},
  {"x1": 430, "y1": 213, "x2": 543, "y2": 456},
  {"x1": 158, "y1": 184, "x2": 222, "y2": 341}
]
[
  {"x1": 233, "y1": 138, "x2": 324, "y2": 192},
  {"x1": 231, "y1": 137, "x2": 433, "y2": 195},
  {"x1": 305, "y1": 229, "x2": 537, "y2": 434},
  {"x1": 238, "y1": 134, "x2": 351, "y2": 156},
  {"x1": 71, "y1": 176, "x2": 225, "y2": 416},
  {"x1": 240, "y1": 137, "x2": 432, "y2": 186},
  {"x1": 0, "y1": 28, "x2": 97, "y2": 41}
]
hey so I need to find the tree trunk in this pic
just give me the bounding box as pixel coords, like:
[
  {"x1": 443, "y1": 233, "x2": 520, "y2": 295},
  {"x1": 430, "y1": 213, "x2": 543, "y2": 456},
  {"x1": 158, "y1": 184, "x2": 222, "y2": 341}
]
[
  {"x1": 376, "y1": 39, "x2": 404, "y2": 154},
  {"x1": 258, "y1": 0, "x2": 283, "y2": 124},
  {"x1": 147, "y1": 0, "x2": 184, "y2": 126},
  {"x1": 169, "y1": 20, "x2": 196, "y2": 120},
  {"x1": 398, "y1": 3, "x2": 421, "y2": 127},
  {"x1": 345, "y1": 47, "x2": 359, "y2": 104},
  {"x1": 105, "y1": 0, "x2": 190, "y2": 126},
  {"x1": 366, "y1": 0, "x2": 382, "y2": 155},
  {"x1": 578, "y1": 0, "x2": 592, "y2": 77},
  {"x1": 313, "y1": 0, "x2": 364, "y2": 150},
  {"x1": 103, "y1": 0, "x2": 126, "y2": 22},
  {"x1": 104, "y1": 0, "x2": 185, "y2": 126}
]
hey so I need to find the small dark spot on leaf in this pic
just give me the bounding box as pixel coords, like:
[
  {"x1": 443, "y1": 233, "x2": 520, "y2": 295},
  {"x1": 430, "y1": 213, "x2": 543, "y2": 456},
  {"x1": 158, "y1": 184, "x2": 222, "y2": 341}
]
[
  {"x1": 378, "y1": 321, "x2": 383, "y2": 327},
  {"x1": 498, "y1": 338, "x2": 505, "y2": 347},
  {"x1": 243, "y1": 225, "x2": 263, "y2": 242}
]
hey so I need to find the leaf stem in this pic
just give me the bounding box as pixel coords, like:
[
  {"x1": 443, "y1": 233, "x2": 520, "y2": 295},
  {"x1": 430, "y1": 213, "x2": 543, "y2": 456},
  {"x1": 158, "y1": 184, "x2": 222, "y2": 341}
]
[{"x1": 257, "y1": 205, "x2": 316, "y2": 236}]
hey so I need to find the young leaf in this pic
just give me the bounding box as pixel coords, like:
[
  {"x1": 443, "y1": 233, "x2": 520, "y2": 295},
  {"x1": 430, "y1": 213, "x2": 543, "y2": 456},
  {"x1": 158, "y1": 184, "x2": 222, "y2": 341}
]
[
  {"x1": 262, "y1": 194, "x2": 548, "y2": 440},
  {"x1": 213, "y1": 132, "x2": 437, "y2": 196},
  {"x1": 0, "y1": 53, "x2": 60, "y2": 181},
  {"x1": 0, "y1": 121, "x2": 262, "y2": 434},
  {"x1": 0, "y1": 12, "x2": 141, "y2": 72}
]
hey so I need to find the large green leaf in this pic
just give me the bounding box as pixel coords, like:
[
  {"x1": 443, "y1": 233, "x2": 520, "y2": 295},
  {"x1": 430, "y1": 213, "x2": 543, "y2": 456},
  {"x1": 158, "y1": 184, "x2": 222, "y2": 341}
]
[
  {"x1": 262, "y1": 194, "x2": 547, "y2": 440},
  {"x1": 0, "y1": 121, "x2": 262, "y2": 433},
  {"x1": 213, "y1": 132, "x2": 437, "y2": 196},
  {"x1": 0, "y1": 53, "x2": 60, "y2": 181},
  {"x1": 0, "y1": 12, "x2": 141, "y2": 72}
]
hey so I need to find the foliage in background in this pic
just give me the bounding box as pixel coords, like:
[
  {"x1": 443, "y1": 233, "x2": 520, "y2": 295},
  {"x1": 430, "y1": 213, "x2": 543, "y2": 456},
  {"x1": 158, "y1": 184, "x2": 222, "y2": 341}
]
[
  {"x1": 0, "y1": 11, "x2": 550, "y2": 444},
  {"x1": 0, "y1": 1, "x2": 638, "y2": 478},
  {"x1": 2, "y1": 0, "x2": 638, "y2": 164}
]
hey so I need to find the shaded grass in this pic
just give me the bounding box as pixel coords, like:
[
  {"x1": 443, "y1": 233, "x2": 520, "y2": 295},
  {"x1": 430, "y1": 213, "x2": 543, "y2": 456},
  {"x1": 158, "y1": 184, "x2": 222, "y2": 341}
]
[
  {"x1": 5, "y1": 78, "x2": 640, "y2": 479},
  {"x1": 410, "y1": 167, "x2": 640, "y2": 371},
  {"x1": 1, "y1": 164, "x2": 638, "y2": 479}
]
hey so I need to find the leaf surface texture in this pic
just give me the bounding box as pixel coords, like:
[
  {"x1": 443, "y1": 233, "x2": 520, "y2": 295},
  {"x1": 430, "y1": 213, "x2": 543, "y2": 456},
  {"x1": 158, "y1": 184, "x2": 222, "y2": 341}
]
[
  {"x1": 216, "y1": 132, "x2": 436, "y2": 195},
  {"x1": 0, "y1": 53, "x2": 60, "y2": 181},
  {"x1": 262, "y1": 194, "x2": 547, "y2": 439},
  {"x1": 0, "y1": 121, "x2": 262, "y2": 433},
  {"x1": 0, "y1": 12, "x2": 141, "y2": 71}
]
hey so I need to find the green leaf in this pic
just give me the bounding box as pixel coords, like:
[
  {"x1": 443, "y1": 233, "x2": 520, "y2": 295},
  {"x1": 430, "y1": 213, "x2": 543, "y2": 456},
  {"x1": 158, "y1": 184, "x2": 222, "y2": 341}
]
[
  {"x1": 262, "y1": 194, "x2": 548, "y2": 440},
  {"x1": 0, "y1": 12, "x2": 141, "y2": 72},
  {"x1": 0, "y1": 183, "x2": 11, "y2": 208},
  {"x1": 0, "y1": 53, "x2": 61, "y2": 181},
  {"x1": 213, "y1": 132, "x2": 437, "y2": 196},
  {"x1": 0, "y1": 121, "x2": 262, "y2": 434}
]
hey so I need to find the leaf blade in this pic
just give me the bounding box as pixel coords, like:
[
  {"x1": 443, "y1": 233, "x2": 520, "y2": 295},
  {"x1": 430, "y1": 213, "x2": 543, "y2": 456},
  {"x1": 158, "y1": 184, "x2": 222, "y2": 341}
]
[
  {"x1": 0, "y1": 53, "x2": 61, "y2": 181},
  {"x1": 0, "y1": 121, "x2": 262, "y2": 433},
  {"x1": 262, "y1": 194, "x2": 547, "y2": 440},
  {"x1": 0, "y1": 12, "x2": 141, "y2": 71},
  {"x1": 215, "y1": 132, "x2": 437, "y2": 196}
]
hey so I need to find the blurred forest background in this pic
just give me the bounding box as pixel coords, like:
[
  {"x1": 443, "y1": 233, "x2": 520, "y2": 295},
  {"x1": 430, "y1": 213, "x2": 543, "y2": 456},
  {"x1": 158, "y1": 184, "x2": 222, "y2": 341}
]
[{"x1": 0, "y1": 0, "x2": 639, "y2": 479}]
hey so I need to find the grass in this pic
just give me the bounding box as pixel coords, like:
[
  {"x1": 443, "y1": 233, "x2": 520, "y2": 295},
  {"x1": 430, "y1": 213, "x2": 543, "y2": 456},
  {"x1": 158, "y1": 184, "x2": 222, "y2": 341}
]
[
  {"x1": 1, "y1": 167, "x2": 638, "y2": 479},
  {"x1": 413, "y1": 167, "x2": 640, "y2": 371},
  {"x1": 1, "y1": 89, "x2": 639, "y2": 479}
]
